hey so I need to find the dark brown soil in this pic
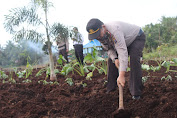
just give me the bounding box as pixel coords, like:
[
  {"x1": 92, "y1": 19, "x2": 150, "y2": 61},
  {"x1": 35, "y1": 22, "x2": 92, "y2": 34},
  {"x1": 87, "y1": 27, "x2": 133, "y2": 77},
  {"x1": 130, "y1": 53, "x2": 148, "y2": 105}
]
[{"x1": 0, "y1": 60, "x2": 177, "y2": 118}]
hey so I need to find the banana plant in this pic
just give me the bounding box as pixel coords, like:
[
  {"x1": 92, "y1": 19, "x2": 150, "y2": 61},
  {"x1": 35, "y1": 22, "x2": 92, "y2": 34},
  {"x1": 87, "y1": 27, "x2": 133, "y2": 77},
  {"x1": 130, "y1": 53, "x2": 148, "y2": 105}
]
[
  {"x1": 57, "y1": 54, "x2": 67, "y2": 66},
  {"x1": 161, "y1": 61, "x2": 171, "y2": 72},
  {"x1": 60, "y1": 63, "x2": 73, "y2": 76},
  {"x1": 84, "y1": 47, "x2": 106, "y2": 79}
]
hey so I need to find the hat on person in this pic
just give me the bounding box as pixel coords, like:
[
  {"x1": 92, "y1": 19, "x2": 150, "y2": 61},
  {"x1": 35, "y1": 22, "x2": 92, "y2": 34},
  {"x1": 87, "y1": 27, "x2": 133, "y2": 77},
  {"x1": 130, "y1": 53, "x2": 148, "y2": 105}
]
[{"x1": 86, "y1": 18, "x2": 103, "y2": 40}]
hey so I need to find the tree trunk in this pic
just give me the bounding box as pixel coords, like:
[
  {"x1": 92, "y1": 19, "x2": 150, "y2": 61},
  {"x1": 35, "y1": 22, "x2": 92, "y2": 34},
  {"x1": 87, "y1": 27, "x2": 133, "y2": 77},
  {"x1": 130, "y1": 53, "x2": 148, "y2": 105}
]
[
  {"x1": 47, "y1": 40, "x2": 56, "y2": 81},
  {"x1": 45, "y1": 1, "x2": 56, "y2": 81}
]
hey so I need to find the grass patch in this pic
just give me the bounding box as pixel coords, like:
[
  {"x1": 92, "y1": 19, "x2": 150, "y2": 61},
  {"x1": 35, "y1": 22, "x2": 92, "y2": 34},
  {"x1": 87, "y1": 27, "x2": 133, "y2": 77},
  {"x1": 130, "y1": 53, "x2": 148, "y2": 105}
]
[{"x1": 143, "y1": 44, "x2": 177, "y2": 60}]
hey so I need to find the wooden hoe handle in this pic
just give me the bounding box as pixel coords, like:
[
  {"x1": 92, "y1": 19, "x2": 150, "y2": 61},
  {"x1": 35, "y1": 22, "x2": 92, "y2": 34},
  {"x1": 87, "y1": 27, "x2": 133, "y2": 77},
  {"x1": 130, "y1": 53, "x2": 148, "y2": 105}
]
[{"x1": 118, "y1": 83, "x2": 124, "y2": 110}]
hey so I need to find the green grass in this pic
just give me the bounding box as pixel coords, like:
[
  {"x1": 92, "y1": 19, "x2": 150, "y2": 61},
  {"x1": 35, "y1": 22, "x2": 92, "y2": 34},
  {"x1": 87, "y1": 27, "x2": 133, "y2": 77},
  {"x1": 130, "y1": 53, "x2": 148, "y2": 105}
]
[{"x1": 143, "y1": 44, "x2": 177, "y2": 61}]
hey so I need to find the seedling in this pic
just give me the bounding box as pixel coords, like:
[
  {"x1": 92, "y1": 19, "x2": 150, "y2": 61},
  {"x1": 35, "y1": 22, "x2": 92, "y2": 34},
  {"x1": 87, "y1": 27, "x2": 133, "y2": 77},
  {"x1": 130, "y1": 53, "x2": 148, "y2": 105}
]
[
  {"x1": 161, "y1": 75, "x2": 172, "y2": 81},
  {"x1": 17, "y1": 70, "x2": 26, "y2": 78},
  {"x1": 142, "y1": 76, "x2": 149, "y2": 83},
  {"x1": 161, "y1": 61, "x2": 171, "y2": 72},
  {"x1": 0, "y1": 70, "x2": 8, "y2": 79},
  {"x1": 65, "y1": 78, "x2": 74, "y2": 86},
  {"x1": 150, "y1": 65, "x2": 161, "y2": 72},
  {"x1": 38, "y1": 80, "x2": 59, "y2": 85},
  {"x1": 82, "y1": 82, "x2": 87, "y2": 87},
  {"x1": 22, "y1": 79, "x2": 32, "y2": 83}
]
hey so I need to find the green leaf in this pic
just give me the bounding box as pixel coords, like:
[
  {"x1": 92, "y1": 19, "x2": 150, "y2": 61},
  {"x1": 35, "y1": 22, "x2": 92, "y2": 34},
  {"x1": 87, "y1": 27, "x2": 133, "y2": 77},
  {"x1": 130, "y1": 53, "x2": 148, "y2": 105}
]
[
  {"x1": 66, "y1": 67, "x2": 73, "y2": 75},
  {"x1": 65, "y1": 78, "x2": 73, "y2": 86},
  {"x1": 95, "y1": 56, "x2": 105, "y2": 62},
  {"x1": 171, "y1": 58, "x2": 177, "y2": 64},
  {"x1": 84, "y1": 53, "x2": 93, "y2": 63},
  {"x1": 54, "y1": 69, "x2": 59, "y2": 74},
  {"x1": 161, "y1": 61, "x2": 170, "y2": 68},
  {"x1": 141, "y1": 64, "x2": 150, "y2": 71},
  {"x1": 86, "y1": 72, "x2": 93, "y2": 80}
]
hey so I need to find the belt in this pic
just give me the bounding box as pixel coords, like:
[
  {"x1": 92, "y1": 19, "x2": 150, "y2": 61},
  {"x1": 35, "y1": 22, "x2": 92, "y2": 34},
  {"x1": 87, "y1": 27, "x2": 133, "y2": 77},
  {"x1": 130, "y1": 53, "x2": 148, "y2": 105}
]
[
  {"x1": 58, "y1": 44, "x2": 66, "y2": 48},
  {"x1": 73, "y1": 44, "x2": 83, "y2": 46},
  {"x1": 138, "y1": 29, "x2": 143, "y2": 36}
]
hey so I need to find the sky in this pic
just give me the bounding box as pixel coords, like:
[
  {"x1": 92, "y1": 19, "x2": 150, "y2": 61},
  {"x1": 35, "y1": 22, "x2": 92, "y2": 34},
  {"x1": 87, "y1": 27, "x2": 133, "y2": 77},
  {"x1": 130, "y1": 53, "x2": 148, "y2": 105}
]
[{"x1": 0, "y1": 0, "x2": 177, "y2": 49}]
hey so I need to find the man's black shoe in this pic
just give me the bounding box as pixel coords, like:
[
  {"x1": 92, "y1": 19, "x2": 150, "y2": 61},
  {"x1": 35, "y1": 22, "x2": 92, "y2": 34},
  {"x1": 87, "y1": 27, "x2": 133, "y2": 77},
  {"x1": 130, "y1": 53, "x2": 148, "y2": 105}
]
[{"x1": 132, "y1": 95, "x2": 141, "y2": 100}]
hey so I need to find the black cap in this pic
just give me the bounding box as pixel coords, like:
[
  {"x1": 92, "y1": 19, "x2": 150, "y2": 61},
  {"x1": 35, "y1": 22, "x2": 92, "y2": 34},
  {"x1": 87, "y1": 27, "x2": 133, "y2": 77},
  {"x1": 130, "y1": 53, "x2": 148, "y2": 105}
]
[{"x1": 86, "y1": 18, "x2": 103, "y2": 40}]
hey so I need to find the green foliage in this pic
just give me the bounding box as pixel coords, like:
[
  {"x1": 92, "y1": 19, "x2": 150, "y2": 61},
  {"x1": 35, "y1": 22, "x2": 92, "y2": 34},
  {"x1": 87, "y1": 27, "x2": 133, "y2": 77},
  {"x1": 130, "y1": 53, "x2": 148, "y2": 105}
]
[
  {"x1": 36, "y1": 68, "x2": 46, "y2": 77},
  {"x1": 143, "y1": 44, "x2": 177, "y2": 60},
  {"x1": 141, "y1": 64, "x2": 151, "y2": 71},
  {"x1": 150, "y1": 65, "x2": 161, "y2": 72},
  {"x1": 3, "y1": 78, "x2": 16, "y2": 84},
  {"x1": 51, "y1": 23, "x2": 69, "y2": 43},
  {"x1": 65, "y1": 78, "x2": 73, "y2": 86},
  {"x1": 25, "y1": 56, "x2": 33, "y2": 79},
  {"x1": 143, "y1": 16, "x2": 177, "y2": 52},
  {"x1": 161, "y1": 75, "x2": 172, "y2": 81},
  {"x1": 22, "y1": 79, "x2": 32, "y2": 83},
  {"x1": 0, "y1": 70, "x2": 8, "y2": 79},
  {"x1": 84, "y1": 47, "x2": 107, "y2": 79},
  {"x1": 142, "y1": 76, "x2": 149, "y2": 83},
  {"x1": 17, "y1": 70, "x2": 26, "y2": 78},
  {"x1": 171, "y1": 58, "x2": 177, "y2": 65},
  {"x1": 82, "y1": 83, "x2": 87, "y2": 87},
  {"x1": 60, "y1": 63, "x2": 73, "y2": 76},
  {"x1": 3, "y1": 0, "x2": 71, "y2": 80},
  {"x1": 38, "y1": 80, "x2": 59, "y2": 85},
  {"x1": 86, "y1": 72, "x2": 93, "y2": 80},
  {"x1": 0, "y1": 40, "x2": 45, "y2": 67},
  {"x1": 72, "y1": 62, "x2": 89, "y2": 77},
  {"x1": 57, "y1": 55, "x2": 67, "y2": 65},
  {"x1": 161, "y1": 61, "x2": 171, "y2": 72}
]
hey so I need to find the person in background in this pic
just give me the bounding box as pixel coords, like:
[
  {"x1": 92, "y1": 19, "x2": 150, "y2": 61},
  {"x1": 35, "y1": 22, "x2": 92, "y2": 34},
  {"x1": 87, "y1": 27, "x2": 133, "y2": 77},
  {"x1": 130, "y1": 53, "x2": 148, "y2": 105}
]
[
  {"x1": 86, "y1": 18, "x2": 146, "y2": 100},
  {"x1": 56, "y1": 34, "x2": 69, "y2": 63},
  {"x1": 71, "y1": 27, "x2": 84, "y2": 65}
]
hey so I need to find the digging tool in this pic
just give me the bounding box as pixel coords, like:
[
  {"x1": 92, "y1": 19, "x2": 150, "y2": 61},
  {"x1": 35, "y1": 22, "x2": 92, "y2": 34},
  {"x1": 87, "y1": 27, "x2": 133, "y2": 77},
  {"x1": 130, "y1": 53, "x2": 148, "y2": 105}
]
[
  {"x1": 112, "y1": 83, "x2": 124, "y2": 117},
  {"x1": 118, "y1": 83, "x2": 124, "y2": 110}
]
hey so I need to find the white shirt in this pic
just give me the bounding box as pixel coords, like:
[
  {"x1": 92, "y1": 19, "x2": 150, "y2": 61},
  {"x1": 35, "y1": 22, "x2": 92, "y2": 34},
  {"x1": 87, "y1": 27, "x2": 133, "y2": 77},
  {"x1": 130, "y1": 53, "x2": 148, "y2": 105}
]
[{"x1": 72, "y1": 32, "x2": 84, "y2": 45}]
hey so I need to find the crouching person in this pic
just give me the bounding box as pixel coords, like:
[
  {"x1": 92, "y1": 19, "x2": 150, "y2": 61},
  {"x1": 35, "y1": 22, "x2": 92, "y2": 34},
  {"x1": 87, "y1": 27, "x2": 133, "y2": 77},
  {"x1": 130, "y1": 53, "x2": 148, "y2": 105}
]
[{"x1": 86, "y1": 18, "x2": 146, "y2": 100}]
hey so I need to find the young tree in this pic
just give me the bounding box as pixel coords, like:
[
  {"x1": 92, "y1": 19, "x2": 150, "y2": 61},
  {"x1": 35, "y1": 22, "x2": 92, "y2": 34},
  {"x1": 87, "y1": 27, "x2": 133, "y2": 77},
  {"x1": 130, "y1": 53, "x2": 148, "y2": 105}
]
[{"x1": 4, "y1": 0, "x2": 69, "y2": 80}]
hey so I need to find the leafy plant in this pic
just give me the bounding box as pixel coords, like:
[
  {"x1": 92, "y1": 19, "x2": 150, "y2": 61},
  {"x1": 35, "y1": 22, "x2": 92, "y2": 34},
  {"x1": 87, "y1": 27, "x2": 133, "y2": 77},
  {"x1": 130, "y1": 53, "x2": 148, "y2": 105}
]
[
  {"x1": 141, "y1": 64, "x2": 151, "y2": 71},
  {"x1": 65, "y1": 78, "x2": 73, "y2": 86},
  {"x1": 81, "y1": 82, "x2": 87, "y2": 87},
  {"x1": 17, "y1": 70, "x2": 26, "y2": 78},
  {"x1": 22, "y1": 79, "x2": 32, "y2": 83},
  {"x1": 161, "y1": 61, "x2": 171, "y2": 72},
  {"x1": 72, "y1": 62, "x2": 89, "y2": 77},
  {"x1": 25, "y1": 56, "x2": 33, "y2": 79},
  {"x1": 13, "y1": 67, "x2": 18, "y2": 74},
  {"x1": 171, "y1": 58, "x2": 177, "y2": 65},
  {"x1": 38, "y1": 80, "x2": 59, "y2": 85},
  {"x1": 36, "y1": 68, "x2": 46, "y2": 77},
  {"x1": 8, "y1": 70, "x2": 16, "y2": 84},
  {"x1": 60, "y1": 63, "x2": 73, "y2": 76},
  {"x1": 150, "y1": 65, "x2": 161, "y2": 72},
  {"x1": 0, "y1": 70, "x2": 8, "y2": 79},
  {"x1": 161, "y1": 75, "x2": 172, "y2": 81},
  {"x1": 84, "y1": 47, "x2": 106, "y2": 79},
  {"x1": 57, "y1": 54, "x2": 67, "y2": 65},
  {"x1": 142, "y1": 76, "x2": 149, "y2": 83}
]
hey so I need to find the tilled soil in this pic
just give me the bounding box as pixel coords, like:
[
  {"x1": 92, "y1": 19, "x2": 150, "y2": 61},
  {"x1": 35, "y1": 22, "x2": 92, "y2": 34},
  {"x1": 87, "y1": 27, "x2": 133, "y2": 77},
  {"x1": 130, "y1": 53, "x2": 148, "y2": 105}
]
[{"x1": 0, "y1": 60, "x2": 177, "y2": 118}]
